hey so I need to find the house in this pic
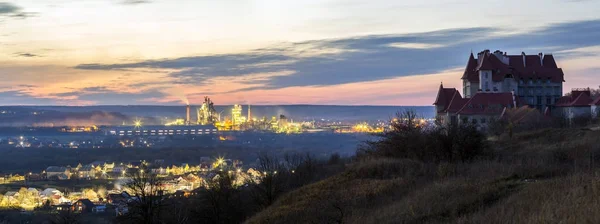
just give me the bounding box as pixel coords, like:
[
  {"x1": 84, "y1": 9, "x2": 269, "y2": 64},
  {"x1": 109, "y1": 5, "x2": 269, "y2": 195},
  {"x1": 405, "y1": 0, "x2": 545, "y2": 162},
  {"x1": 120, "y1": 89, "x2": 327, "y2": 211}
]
[
  {"x1": 461, "y1": 50, "x2": 564, "y2": 112},
  {"x1": 73, "y1": 199, "x2": 95, "y2": 213},
  {"x1": 78, "y1": 166, "x2": 96, "y2": 179},
  {"x1": 555, "y1": 89, "x2": 594, "y2": 119},
  {"x1": 151, "y1": 167, "x2": 167, "y2": 175},
  {"x1": 103, "y1": 162, "x2": 115, "y2": 172},
  {"x1": 112, "y1": 165, "x2": 127, "y2": 176},
  {"x1": 41, "y1": 188, "x2": 63, "y2": 198},
  {"x1": 45, "y1": 166, "x2": 70, "y2": 179},
  {"x1": 92, "y1": 204, "x2": 106, "y2": 213},
  {"x1": 27, "y1": 188, "x2": 39, "y2": 196},
  {"x1": 53, "y1": 204, "x2": 72, "y2": 212},
  {"x1": 4, "y1": 191, "x2": 19, "y2": 204},
  {"x1": 107, "y1": 192, "x2": 131, "y2": 205}
]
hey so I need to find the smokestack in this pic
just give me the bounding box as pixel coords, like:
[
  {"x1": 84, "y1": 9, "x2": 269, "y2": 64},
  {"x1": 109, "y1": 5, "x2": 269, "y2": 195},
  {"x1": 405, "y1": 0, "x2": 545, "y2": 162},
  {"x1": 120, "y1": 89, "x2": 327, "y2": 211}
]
[
  {"x1": 248, "y1": 105, "x2": 252, "y2": 122},
  {"x1": 186, "y1": 104, "x2": 190, "y2": 125}
]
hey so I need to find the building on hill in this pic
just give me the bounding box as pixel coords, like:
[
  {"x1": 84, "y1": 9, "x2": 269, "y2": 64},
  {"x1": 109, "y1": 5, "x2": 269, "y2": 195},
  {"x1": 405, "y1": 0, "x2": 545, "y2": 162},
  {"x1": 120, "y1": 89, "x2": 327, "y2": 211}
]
[
  {"x1": 435, "y1": 49, "x2": 568, "y2": 127},
  {"x1": 434, "y1": 83, "x2": 520, "y2": 126},
  {"x1": 555, "y1": 88, "x2": 600, "y2": 121},
  {"x1": 461, "y1": 50, "x2": 564, "y2": 111}
]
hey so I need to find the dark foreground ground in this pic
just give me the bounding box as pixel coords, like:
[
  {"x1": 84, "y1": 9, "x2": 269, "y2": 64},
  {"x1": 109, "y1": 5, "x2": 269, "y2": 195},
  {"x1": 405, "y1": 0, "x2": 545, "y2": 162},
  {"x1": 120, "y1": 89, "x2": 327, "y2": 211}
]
[{"x1": 248, "y1": 128, "x2": 600, "y2": 224}]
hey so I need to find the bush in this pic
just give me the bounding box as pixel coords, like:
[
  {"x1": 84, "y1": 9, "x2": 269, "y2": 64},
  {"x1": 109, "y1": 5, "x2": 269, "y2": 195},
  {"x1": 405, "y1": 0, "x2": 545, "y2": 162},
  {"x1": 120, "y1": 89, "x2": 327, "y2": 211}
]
[{"x1": 358, "y1": 110, "x2": 487, "y2": 163}]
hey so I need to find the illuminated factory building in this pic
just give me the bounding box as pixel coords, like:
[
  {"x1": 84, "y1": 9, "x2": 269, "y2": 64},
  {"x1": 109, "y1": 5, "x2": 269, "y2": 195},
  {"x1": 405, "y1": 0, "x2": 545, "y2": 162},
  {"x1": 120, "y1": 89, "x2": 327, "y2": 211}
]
[
  {"x1": 106, "y1": 125, "x2": 218, "y2": 136},
  {"x1": 231, "y1": 104, "x2": 246, "y2": 128},
  {"x1": 197, "y1": 97, "x2": 218, "y2": 125}
]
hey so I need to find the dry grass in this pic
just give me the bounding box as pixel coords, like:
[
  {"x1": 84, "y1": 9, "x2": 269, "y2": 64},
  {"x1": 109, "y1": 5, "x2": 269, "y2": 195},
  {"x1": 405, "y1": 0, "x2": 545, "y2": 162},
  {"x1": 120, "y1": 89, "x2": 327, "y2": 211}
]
[{"x1": 246, "y1": 128, "x2": 600, "y2": 224}]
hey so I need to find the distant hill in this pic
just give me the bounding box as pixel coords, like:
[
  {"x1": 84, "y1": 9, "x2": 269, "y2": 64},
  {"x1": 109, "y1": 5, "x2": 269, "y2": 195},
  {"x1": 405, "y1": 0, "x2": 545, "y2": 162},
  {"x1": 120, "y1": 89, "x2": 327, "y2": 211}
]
[
  {"x1": 0, "y1": 107, "x2": 152, "y2": 127},
  {"x1": 9, "y1": 105, "x2": 435, "y2": 122}
]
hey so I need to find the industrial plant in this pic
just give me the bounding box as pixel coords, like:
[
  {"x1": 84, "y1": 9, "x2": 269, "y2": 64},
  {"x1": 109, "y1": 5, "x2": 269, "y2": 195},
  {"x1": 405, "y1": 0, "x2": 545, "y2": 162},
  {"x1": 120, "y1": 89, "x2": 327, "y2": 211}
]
[{"x1": 100, "y1": 96, "x2": 386, "y2": 136}]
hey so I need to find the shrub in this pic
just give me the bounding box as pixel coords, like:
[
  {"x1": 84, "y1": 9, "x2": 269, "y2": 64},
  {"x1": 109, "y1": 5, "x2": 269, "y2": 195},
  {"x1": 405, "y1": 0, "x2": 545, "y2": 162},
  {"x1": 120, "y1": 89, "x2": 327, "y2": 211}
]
[{"x1": 358, "y1": 110, "x2": 487, "y2": 163}]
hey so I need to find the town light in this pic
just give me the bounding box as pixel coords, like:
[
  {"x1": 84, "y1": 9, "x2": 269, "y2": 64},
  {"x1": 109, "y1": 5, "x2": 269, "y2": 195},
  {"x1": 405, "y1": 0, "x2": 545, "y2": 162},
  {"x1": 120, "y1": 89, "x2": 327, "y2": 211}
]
[{"x1": 134, "y1": 119, "x2": 143, "y2": 128}]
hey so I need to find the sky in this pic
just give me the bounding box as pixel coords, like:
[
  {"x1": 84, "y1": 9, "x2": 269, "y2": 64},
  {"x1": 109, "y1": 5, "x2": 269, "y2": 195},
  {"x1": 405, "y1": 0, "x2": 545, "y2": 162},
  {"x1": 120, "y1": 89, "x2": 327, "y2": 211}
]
[{"x1": 0, "y1": 0, "x2": 599, "y2": 106}]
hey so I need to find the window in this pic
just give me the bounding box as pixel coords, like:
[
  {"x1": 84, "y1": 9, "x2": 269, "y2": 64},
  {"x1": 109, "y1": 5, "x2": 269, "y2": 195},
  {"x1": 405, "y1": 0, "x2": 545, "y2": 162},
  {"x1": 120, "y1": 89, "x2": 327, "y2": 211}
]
[
  {"x1": 546, "y1": 97, "x2": 551, "y2": 105},
  {"x1": 472, "y1": 119, "x2": 478, "y2": 124},
  {"x1": 462, "y1": 117, "x2": 468, "y2": 124},
  {"x1": 485, "y1": 82, "x2": 489, "y2": 90},
  {"x1": 537, "y1": 96, "x2": 542, "y2": 105},
  {"x1": 481, "y1": 118, "x2": 486, "y2": 124}
]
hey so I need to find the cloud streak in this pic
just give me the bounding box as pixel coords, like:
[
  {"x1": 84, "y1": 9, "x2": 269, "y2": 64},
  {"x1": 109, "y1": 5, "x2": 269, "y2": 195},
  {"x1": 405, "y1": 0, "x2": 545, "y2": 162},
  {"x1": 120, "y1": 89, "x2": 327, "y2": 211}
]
[
  {"x1": 74, "y1": 19, "x2": 600, "y2": 93},
  {"x1": 0, "y1": 2, "x2": 35, "y2": 19},
  {"x1": 120, "y1": 0, "x2": 152, "y2": 5},
  {"x1": 0, "y1": 2, "x2": 19, "y2": 14}
]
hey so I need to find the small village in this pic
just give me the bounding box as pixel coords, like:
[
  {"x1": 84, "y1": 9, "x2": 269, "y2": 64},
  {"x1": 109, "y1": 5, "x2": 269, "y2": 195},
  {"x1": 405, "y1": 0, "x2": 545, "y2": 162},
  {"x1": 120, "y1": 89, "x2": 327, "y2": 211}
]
[{"x1": 0, "y1": 157, "x2": 264, "y2": 216}]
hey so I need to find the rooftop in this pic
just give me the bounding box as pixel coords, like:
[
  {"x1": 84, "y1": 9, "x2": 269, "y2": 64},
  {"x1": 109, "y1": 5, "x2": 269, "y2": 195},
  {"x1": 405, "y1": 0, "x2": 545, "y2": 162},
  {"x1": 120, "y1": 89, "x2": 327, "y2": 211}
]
[{"x1": 462, "y1": 50, "x2": 564, "y2": 83}]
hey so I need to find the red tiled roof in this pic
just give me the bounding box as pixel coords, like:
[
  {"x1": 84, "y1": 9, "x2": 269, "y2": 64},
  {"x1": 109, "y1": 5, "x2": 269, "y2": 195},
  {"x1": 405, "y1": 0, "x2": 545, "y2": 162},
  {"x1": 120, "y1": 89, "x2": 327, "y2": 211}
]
[
  {"x1": 456, "y1": 92, "x2": 516, "y2": 115},
  {"x1": 461, "y1": 53, "x2": 478, "y2": 82},
  {"x1": 433, "y1": 83, "x2": 460, "y2": 110},
  {"x1": 462, "y1": 50, "x2": 564, "y2": 83},
  {"x1": 555, "y1": 90, "x2": 593, "y2": 107},
  {"x1": 446, "y1": 96, "x2": 469, "y2": 113}
]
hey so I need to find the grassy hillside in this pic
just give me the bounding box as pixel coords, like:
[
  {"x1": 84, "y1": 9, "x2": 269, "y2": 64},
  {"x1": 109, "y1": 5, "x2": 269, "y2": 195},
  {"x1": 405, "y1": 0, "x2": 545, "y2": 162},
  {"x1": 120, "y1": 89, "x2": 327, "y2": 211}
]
[{"x1": 247, "y1": 128, "x2": 600, "y2": 224}]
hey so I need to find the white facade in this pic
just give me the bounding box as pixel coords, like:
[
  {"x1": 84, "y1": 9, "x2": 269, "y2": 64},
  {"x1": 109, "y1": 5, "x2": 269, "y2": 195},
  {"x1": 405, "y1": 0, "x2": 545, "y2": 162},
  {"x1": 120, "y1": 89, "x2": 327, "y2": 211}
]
[{"x1": 559, "y1": 107, "x2": 591, "y2": 120}]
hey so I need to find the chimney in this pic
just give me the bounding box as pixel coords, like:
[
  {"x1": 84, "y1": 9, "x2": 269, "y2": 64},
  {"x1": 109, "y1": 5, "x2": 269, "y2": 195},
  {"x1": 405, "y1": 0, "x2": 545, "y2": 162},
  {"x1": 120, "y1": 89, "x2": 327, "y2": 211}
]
[
  {"x1": 186, "y1": 105, "x2": 190, "y2": 125},
  {"x1": 248, "y1": 105, "x2": 252, "y2": 123},
  {"x1": 538, "y1": 52, "x2": 543, "y2": 66},
  {"x1": 521, "y1": 52, "x2": 526, "y2": 67}
]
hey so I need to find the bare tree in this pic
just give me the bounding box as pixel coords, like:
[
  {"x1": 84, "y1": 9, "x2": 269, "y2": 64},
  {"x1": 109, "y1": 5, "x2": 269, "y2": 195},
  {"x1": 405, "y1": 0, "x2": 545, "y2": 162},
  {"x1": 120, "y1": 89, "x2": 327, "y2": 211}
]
[
  {"x1": 50, "y1": 209, "x2": 80, "y2": 224},
  {"x1": 194, "y1": 171, "x2": 246, "y2": 224},
  {"x1": 119, "y1": 166, "x2": 166, "y2": 224},
  {"x1": 249, "y1": 153, "x2": 288, "y2": 209}
]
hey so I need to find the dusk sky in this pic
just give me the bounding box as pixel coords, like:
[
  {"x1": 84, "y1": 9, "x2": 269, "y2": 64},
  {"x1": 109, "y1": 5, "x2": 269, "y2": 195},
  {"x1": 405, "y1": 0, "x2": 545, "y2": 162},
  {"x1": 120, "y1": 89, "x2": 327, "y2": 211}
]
[{"x1": 1, "y1": 0, "x2": 599, "y2": 106}]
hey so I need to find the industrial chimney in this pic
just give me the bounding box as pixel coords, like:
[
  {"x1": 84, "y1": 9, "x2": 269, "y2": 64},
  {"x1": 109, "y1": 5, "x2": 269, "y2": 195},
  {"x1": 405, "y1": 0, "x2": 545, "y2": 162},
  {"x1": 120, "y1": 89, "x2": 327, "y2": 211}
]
[
  {"x1": 248, "y1": 104, "x2": 252, "y2": 123},
  {"x1": 186, "y1": 104, "x2": 191, "y2": 125}
]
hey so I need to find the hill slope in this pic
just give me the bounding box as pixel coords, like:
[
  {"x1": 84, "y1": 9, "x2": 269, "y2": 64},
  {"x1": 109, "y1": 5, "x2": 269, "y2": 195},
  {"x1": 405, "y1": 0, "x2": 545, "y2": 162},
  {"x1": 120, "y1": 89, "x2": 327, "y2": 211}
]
[{"x1": 247, "y1": 128, "x2": 600, "y2": 223}]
